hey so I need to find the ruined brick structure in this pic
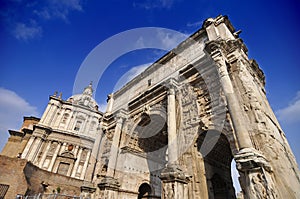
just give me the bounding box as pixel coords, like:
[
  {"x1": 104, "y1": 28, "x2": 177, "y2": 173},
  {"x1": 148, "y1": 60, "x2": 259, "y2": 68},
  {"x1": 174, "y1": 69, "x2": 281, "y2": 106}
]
[{"x1": 1, "y1": 15, "x2": 300, "y2": 199}]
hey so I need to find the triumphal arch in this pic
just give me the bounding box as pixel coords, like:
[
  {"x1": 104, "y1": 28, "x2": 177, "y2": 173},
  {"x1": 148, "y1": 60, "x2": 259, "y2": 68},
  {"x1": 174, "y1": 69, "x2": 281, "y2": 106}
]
[{"x1": 1, "y1": 15, "x2": 299, "y2": 199}]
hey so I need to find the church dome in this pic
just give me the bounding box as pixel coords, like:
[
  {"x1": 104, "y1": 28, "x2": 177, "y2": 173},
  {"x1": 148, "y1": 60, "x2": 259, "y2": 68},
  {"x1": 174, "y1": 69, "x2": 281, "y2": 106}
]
[{"x1": 67, "y1": 82, "x2": 99, "y2": 110}]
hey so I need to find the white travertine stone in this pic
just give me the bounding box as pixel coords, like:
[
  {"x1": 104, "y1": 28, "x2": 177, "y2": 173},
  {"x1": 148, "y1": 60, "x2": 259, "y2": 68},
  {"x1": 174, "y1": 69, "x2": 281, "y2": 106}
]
[
  {"x1": 81, "y1": 149, "x2": 91, "y2": 180},
  {"x1": 106, "y1": 116, "x2": 123, "y2": 177},
  {"x1": 71, "y1": 146, "x2": 83, "y2": 178},
  {"x1": 212, "y1": 56, "x2": 252, "y2": 149},
  {"x1": 21, "y1": 136, "x2": 35, "y2": 159},
  {"x1": 38, "y1": 141, "x2": 51, "y2": 168},
  {"x1": 48, "y1": 142, "x2": 61, "y2": 172},
  {"x1": 2, "y1": 15, "x2": 300, "y2": 199},
  {"x1": 167, "y1": 86, "x2": 178, "y2": 164}
]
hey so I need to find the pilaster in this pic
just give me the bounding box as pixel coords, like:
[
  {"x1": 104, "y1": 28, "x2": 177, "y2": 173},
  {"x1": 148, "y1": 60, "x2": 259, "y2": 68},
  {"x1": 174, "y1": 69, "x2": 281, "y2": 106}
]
[
  {"x1": 81, "y1": 149, "x2": 91, "y2": 180},
  {"x1": 38, "y1": 140, "x2": 51, "y2": 168},
  {"x1": 72, "y1": 146, "x2": 83, "y2": 178},
  {"x1": 21, "y1": 136, "x2": 35, "y2": 159},
  {"x1": 48, "y1": 142, "x2": 62, "y2": 172},
  {"x1": 27, "y1": 136, "x2": 42, "y2": 162}
]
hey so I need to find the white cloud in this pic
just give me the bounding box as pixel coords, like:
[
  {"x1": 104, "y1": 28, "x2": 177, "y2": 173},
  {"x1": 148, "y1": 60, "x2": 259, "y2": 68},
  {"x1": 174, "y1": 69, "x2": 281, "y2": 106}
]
[
  {"x1": 4, "y1": 0, "x2": 84, "y2": 40},
  {"x1": 157, "y1": 30, "x2": 188, "y2": 50},
  {"x1": 0, "y1": 88, "x2": 39, "y2": 151},
  {"x1": 113, "y1": 63, "x2": 151, "y2": 92},
  {"x1": 134, "y1": 30, "x2": 188, "y2": 51},
  {"x1": 275, "y1": 91, "x2": 300, "y2": 165},
  {"x1": 276, "y1": 91, "x2": 300, "y2": 124},
  {"x1": 13, "y1": 22, "x2": 42, "y2": 41},
  {"x1": 35, "y1": 0, "x2": 83, "y2": 22},
  {"x1": 133, "y1": 0, "x2": 175, "y2": 10},
  {"x1": 187, "y1": 20, "x2": 203, "y2": 28},
  {"x1": 98, "y1": 102, "x2": 107, "y2": 113}
]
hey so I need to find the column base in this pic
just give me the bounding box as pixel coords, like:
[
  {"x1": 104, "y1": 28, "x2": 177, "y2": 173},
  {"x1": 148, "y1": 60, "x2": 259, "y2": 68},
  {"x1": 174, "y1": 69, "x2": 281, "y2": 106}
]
[
  {"x1": 160, "y1": 163, "x2": 188, "y2": 183},
  {"x1": 234, "y1": 147, "x2": 272, "y2": 172},
  {"x1": 234, "y1": 148, "x2": 277, "y2": 199},
  {"x1": 160, "y1": 164, "x2": 189, "y2": 199}
]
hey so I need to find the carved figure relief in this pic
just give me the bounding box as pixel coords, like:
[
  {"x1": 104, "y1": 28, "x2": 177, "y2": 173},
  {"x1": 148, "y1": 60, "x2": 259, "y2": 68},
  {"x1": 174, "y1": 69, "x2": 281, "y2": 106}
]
[{"x1": 251, "y1": 173, "x2": 267, "y2": 199}]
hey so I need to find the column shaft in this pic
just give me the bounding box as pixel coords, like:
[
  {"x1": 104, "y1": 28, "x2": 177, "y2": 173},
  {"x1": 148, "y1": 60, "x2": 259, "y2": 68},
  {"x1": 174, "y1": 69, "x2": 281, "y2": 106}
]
[
  {"x1": 167, "y1": 87, "x2": 178, "y2": 164},
  {"x1": 107, "y1": 117, "x2": 123, "y2": 177},
  {"x1": 214, "y1": 56, "x2": 252, "y2": 149}
]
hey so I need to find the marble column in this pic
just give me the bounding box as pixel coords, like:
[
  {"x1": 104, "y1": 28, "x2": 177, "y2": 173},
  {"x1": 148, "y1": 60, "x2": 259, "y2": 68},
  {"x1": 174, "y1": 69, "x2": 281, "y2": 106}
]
[
  {"x1": 167, "y1": 86, "x2": 178, "y2": 164},
  {"x1": 106, "y1": 115, "x2": 123, "y2": 177},
  {"x1": 51, "y1": 105, "x2": 60, "y2": 126},
  {"x1": 54, "y1": 108, "x2": 65, "y2": 128},
  {"x1": 98, "y1": 112, "x2": 125, "y2": 197},
  {"x1": 212, "y1": 54, "x2": 252, "y2": 149},
  {"x1": 160, "y1": 80, "x2": 188, "y2": 199},
  {"x1": 205, "y1": 41, "x2": 276, "y2": 199}
]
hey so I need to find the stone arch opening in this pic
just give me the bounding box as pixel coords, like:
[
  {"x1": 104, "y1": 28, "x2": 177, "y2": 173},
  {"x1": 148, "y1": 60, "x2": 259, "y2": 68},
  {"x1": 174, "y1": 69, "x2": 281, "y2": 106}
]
[
  {"x1": 138, "y1": 183, "x2": 152, "y2": 199},
  {"x1": 136, "y1": 113, "x2": 167, "y2": 153},
  {"x1": 127, "y1": 110, "x2": 167, "y2": 199},
  {"x1": 197, "y1": 131, "x2": 236, "y2": 199}
]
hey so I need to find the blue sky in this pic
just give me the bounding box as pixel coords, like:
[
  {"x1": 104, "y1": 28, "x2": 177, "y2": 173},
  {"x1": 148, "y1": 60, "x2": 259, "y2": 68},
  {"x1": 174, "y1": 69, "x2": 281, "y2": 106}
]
[{"x1": 0, "y1": 0, "x2": 299, "y2": 190}]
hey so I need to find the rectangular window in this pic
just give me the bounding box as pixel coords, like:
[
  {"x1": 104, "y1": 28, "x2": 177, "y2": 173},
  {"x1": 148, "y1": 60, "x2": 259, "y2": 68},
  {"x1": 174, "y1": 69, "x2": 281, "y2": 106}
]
[{"x1": 74, "y1": 120, "x2": 83, "y2": 131}]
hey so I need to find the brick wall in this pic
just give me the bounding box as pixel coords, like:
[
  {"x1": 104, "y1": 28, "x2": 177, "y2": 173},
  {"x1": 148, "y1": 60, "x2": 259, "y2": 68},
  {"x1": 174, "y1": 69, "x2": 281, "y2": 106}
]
[{"x1": 0, "y1": 155, "x2": 87, "y2": 198}]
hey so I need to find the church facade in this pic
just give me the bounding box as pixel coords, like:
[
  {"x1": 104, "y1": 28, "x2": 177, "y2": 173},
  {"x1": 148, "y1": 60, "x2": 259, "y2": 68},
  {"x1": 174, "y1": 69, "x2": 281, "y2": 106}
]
[{"x1": 1, "y1": 15, "x2": 300, "y2": 199}]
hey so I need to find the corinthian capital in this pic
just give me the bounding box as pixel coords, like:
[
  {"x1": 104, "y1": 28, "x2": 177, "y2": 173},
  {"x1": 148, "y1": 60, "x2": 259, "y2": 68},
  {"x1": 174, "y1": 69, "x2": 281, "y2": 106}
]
[
  {"x1": 114, "y1": 109, "x2": 127, "y2": 124},
  {"x1": 164, "y1": 78, "x2": 179, "y2": 95},
  {"x1": 205, "y1": 40, "x2": 226, "y2": 57}
]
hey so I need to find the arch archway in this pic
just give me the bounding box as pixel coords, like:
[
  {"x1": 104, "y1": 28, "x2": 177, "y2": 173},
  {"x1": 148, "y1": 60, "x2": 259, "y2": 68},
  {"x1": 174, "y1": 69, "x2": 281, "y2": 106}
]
[
  {"x1": 196, "y1": 131, "x2": 236, "y2": 199},
  {"x1": 138, "y1": 183, "x2": 152, "y2": 199}
]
